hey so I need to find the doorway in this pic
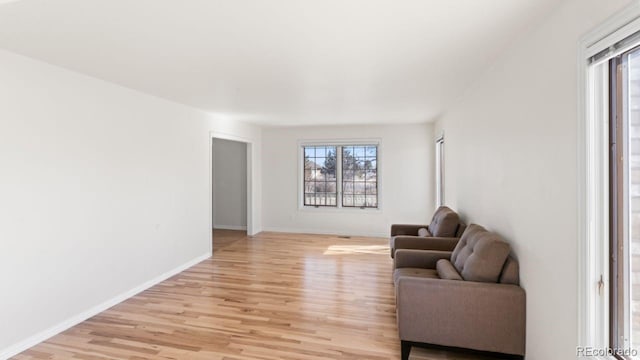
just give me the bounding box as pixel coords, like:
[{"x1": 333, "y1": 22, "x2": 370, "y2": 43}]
[{"x1": 211, "y1": 137, "x2": 250, "y2": 252}]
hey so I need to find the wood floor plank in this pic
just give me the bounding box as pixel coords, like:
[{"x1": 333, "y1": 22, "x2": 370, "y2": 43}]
[{"x1": 14, "y1": 231, "x2": 501, "y2": 360}]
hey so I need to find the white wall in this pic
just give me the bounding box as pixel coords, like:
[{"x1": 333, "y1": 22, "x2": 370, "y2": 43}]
[
  {"x1": 433, "y1": 0, "x2": 630, "y2": 358},
  {"x1": 212, "y1": 138, "x2": 247, "y2": 230},
  {"x1": 0, "y1": 49, "x2": 262, "y2": 358},
  {"x1": 261, "y1": 124, "x2": 434, "y2": 237}
]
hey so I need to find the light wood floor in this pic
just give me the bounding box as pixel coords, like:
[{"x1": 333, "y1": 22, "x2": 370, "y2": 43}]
[{"x1": 14, "y1": 231, "x2": 501, "y2": 360}]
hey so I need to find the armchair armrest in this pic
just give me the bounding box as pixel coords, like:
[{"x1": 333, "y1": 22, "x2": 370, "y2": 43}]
[
  {"x1": 394, "y1": 249, "x2": 452, "y2": 269},
  {"x1": 391, "y1": 224, "x2": 430, "y2": 236},
  {"x1": 393, "y1": 236, "x2": 460, "y2": 252},
  {"x1": 396, "y1": 277, "x2": 526, "y2": 356}
]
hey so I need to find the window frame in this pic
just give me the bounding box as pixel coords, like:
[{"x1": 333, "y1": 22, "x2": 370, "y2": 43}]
[{"x1": 298, "y1": 139, "x2": 382, "y2": 212}]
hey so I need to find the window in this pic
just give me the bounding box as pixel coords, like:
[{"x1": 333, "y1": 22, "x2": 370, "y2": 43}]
[
  {"x1": 610, "y1": 44, "x2": 640, "y2": 356},
  {"x1": 435, "y1": 136, "x2": 444, "y2": 207},
  {"x1": 580, "y1": 7, "x2": 640, "y2": 356},
  {"x1": 302, "y1": 144, "x2": 379, "y2": 209}
]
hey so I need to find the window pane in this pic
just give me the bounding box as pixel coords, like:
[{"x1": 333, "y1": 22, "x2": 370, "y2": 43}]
[
  {"x1": 326, "y1": 182, "x2": 336, "y2": 193},
  {"x1": 343, "y1": 170, "x2": 354, "y2": 180},
  {"x1": 304, "y1": 147, "x2": 315, "y2": 158},
  {"x1": 365, "y1": 195, "x2": 377, "y2": 207},
  {"x1": 342, "y1": 181, "x2": 353, "y2": 194},
  {"x1": 343, "y1": 195, "x2": 353, "y2": 207},
  {"x1": 305, "y1": 194, "x2": 315, "y2": 205},
  {"x1": 366, "y1": 146, "x2": 377, "y2": 157},
  {"x1": 344, "y1": 146, "x2": 354, "y2": 158},
  {"x1": 304, "y1": 170, "x2": 314, "y2": 180},
  {"x1": 304, "y1": 182, "x2": 314, "y2": 192},
  {"x1": 365, "y1": 182, "x2": 377, "y2": 195}
]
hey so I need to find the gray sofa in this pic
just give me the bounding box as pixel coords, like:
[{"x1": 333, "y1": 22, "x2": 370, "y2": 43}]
[
  {"x1": 390, "y1": 206, "x2": 465, "y2": 258},
  {"x1": 393, "y1": 224, "x2": 526, "y2": 359}
]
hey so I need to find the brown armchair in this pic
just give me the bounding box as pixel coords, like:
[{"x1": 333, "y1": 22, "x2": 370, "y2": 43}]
[
  {"x1": 390, "y1": 206, "x2": 465, "y2": 258},
  {"x1": 393, "y1": 224, "x2": 526, "y2": 359}
]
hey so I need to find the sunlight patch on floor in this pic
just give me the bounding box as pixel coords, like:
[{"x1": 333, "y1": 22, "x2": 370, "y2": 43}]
[{"x1": 323, "y1": 244, "x2": 388, "y2": 255}]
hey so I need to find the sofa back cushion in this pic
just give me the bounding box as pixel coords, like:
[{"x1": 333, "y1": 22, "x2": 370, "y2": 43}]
[
  {"x1": 451, "y1": 224, "x2": 511, "y2": 283},
  {"x1": 428, "y1": 206, "x2": 460, "y2": 237}
]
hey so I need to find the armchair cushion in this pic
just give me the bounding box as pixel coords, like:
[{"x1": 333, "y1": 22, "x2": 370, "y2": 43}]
[
  {"x1": 428, "y1": 206, "x2": 460, "y2": 237},
  {"x1": 417, "y1": 228, "x2": 431, "y2": 237},
  {"x1": 451, "y1": 224, "x2": 511, "y2": 283},
  {"x1": 436, "y1": 259, "x2": 462, "y2": 281}
]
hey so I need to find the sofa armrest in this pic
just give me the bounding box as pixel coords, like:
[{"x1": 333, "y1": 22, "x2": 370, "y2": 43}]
[
  {"x1": 391, "y1": 224, "x2": 430, "y2": 236},
  {"x1": 393, "y1": 236, "x2": 460, "y2": 252},
  {"x1": 396, "y1": 277, "x2": 526, "y2": 356},
  {"x1": 394, "y1": 249, "x2": 452, "y2": 269}
]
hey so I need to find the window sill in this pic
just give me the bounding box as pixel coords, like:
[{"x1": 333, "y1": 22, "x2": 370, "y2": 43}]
[{"x1": 298, "y1": 206, "x2": 382, "y2": 213}]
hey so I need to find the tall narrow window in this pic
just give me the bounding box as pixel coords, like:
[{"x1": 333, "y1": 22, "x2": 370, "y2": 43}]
[
  {"x1": 610, "y1": 44, "x2": 640, "y2": 356},
  {"x1": 435, "y1": 136, "x2": 445, "y2": 207},
  {"x1": 301, "y1": 143, "x2": 379, "y2": 209}
]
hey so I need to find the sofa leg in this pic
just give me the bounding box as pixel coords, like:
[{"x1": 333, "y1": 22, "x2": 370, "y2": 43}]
[{"x1": 401, "y1": 340, "x2": 411, "y2": 360}]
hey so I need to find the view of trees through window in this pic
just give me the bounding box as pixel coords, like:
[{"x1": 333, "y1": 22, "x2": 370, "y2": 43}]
[{"x1": 303, "y1": 144, "x2": 378, "y2": 208}]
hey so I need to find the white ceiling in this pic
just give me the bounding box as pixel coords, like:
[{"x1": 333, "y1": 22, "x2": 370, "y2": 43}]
[{"x1": 0, "y1": 0, "x2": 559, "y2": 126}]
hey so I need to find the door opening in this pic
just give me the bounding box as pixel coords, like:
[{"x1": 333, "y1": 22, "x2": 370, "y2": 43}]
[{"x1": 211, "y1": 136, "x2": 251, "y2": 252}]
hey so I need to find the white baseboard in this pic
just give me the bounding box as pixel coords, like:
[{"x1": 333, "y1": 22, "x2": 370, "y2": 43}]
[
  {"x1": 213, "y1": 224, "x2": 247, "y2": 231},
  {"x1": 260, "y1": 226, "x2": 388, "y2": 239},
  {"x1": 0, "y1": 252, "x2": 211, "y2": 360}
]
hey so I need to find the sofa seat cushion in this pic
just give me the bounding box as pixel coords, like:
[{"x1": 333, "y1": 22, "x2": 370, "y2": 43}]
[
  {"x1": 393, "y1": 268, "x2": 438, "y2": 285},
  {"x1": 428, "y1": 206, "x2": 460, "y2": 237},
  {"x1": 451, "y1": 224, "x2": 511, "y2": 283}
]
